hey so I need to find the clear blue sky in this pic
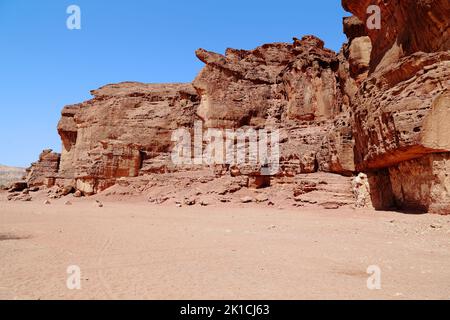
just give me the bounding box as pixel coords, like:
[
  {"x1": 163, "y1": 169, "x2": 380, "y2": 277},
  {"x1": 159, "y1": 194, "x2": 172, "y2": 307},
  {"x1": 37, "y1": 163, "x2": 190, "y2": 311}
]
[{"x1": 0, "y1": 0, "x2": 348, "y2": 167}]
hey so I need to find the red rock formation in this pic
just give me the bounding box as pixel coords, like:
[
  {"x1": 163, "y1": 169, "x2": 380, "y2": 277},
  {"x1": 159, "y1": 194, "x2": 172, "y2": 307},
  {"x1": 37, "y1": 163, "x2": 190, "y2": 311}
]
[
  {"x1": 26, "y1": 149, "x2": 60, "y2": 187},
  {"x1": 343, "y1": 0, "x2": 450, "y2": 213},
  {"x1": 37, "y1": 36, "x2": 356, "y2": 198},
  {"x1": 194, "y1": 35, "x2": 355, "y2": 176},
  {"x1": 20, "y1": 1, "x2": 449, "y2": 214}
]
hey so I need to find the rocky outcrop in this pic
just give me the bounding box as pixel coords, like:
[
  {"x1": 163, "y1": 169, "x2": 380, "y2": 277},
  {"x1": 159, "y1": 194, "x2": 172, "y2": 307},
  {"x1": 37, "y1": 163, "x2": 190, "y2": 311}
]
[
  {"x1": 343, "y1": 0, "x2": 450, "y2": 213},
  {"x1": 17, "y1": 1, "x2": 449, "y2": 214},
  {"x1": 0, "y1": 165, "x2": 26, "y2": 188},
  {"x1": 26, "y1": 36, "x2": 357, "y2": 198},
  {"x1": 342, "y1": 0, "x2": 450, "y2": 73},
  {"x1": 56, "y1": 82, "x2": 199, "y2": 194},
  {"x1": 352, "y1": 55, "x2": 450, "y2": 171},
  {"x1": 26, "y1": 149, "x2": 60, "y2": 187}
]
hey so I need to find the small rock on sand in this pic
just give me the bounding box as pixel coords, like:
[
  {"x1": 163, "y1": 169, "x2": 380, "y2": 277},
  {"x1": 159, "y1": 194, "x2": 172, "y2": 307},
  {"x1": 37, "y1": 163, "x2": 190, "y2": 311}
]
[{"x1": 240, "y1": 196, "x2": 253, "y2": 203}]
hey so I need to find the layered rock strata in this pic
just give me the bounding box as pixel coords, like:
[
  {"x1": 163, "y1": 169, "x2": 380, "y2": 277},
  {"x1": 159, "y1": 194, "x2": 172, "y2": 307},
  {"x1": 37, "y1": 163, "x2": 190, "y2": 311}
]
[
  {"x1": 26, "y1": 149, "x2": 60, "y2": 188},
  {"x1": 19, "y1": 0, "x2": 450, "y2": 214},
  {"x1": 343, "y1": 0, "x2": 450, "y2": 213}
]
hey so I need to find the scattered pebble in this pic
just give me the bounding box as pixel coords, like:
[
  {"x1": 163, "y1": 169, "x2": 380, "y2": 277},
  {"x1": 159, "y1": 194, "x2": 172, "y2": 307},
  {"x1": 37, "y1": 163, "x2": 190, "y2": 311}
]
[
  {"x1": 184, "y1": 198, "x2": 196, "y2": 206},
  {"x1": 255, "y1": 194, "x2": 268, "y2": 203},
  {"x1": 240, "y1": 196, "x2": 253, "y2": 203},
  {"x1": 200, "y1": 200, "x2": 209, "y2": 206}
]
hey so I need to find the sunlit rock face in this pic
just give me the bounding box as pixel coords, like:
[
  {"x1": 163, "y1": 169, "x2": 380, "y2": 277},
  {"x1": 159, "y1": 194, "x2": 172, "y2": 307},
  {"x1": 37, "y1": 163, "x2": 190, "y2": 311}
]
[
  {"x1": 26, "y1": 150, "x2": 60, "y2": 188},
  {"x1": 342, "y1": 0, "x2": 450, "y2": 73},
  {"x1": 344, "y1": 0, "x2": 450, "y2": 213}
]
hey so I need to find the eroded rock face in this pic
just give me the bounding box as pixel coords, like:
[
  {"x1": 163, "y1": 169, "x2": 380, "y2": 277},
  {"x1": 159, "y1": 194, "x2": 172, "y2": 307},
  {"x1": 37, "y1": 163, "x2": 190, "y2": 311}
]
[
  {"x1": 193, "y1": 35, "x2": 355, "y2": 176},
  {"x1": 26, "y1": 149, "x2": 60, "y2": 187},
  {"x1": 342, "y1": 16, "x2": 372, "y2": 84},
  {"x1": 57, "y1": 82, "x2": 199, "y2": 194},
  {"x1": 389, "y1": 153, "x2": 450, "y2": 214},
  {"x1": 352, "y1": 55, "x2": 450, "y2": 170},
  {"x1": 40, "y1": 36, "x2": 357, "y2": 197},
  {"x1": 0, "y1": 165, "x2": 26, "y2": 188},
  {"x1": 344, "y1": 0, "x2": 450, "y2": 213},
  {"x1": 194, "y1": 36, "x2": 342, "y2": 127},
  {"x1": 342, "y1": 0, "x2": 450, "y2": 72}
]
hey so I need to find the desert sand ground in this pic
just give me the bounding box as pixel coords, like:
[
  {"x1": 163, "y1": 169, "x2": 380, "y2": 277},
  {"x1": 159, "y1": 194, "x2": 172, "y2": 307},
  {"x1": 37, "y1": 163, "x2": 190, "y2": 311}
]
[{"x1": 1, "y1": 194, "x2": 450, "y2": 300}]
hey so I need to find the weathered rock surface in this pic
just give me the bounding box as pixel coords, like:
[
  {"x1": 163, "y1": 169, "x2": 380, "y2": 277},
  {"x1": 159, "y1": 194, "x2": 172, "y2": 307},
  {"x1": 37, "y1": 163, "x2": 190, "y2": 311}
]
[
  {"x1": 8, "y1": 181, "x2": 28, "y2": 193},
  {"x1": 21, "y1": 36, "x2": 357, "y2": 199},
  {"x1": 0, "y1": 165, "x2": 26, "y2": 188},
  {"x1": 26, "y1": 149, "x2": 60, "y2": 188},
  {"x1": 57, "y1": 82, "x2": 199, "y2": 194},
  {"x1": 289, "y1": 172, "x2": 354, "y2": 208},
  {"x1": 352, "y1": 55, "x2": 450, "y2": 170},
  {"x1": 389, "y1": 153, "x2": 450, "y2": 214},
  {"x1": 344, "y1": 0, "x2": 450, "y2": 213},
  {"x1": 342, "y1": 0, "x2": 450, "y2": 73},
  {"x1": 194, "y1": 35, "x2": 355, "y2": 176},
  {"x1": 17, "y1": 1, "x2": 449, "y2": 214}
]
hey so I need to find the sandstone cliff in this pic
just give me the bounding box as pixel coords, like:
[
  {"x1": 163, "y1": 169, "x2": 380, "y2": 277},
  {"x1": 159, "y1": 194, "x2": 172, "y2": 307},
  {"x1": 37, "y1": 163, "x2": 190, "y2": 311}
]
[
  {"x1": 343, "y1": 0, "x2": 450, "y2": 213},
  {"x1": 57, "y1": 82, "x2": 199, "y2": 195},
  {"x1": 0, "y1": 165, "x2": 26, "y2": 188},
  {"x1": 32, "y1": 35, "x2": 356, "y2": 198},
  {"x1": 19, "y1": 0, "x2": 450, "y2": 214}
]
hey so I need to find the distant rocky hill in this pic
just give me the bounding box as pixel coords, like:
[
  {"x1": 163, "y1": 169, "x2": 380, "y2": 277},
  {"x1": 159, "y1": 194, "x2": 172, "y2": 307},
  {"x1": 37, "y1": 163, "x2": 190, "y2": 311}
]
[{"x1": 0, "y1": 165, "x2": 26, "y2": 187}]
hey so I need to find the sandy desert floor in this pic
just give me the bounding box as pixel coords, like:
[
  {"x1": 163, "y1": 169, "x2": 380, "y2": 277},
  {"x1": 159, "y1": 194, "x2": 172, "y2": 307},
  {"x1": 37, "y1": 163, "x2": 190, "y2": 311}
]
[{"x1": 1, "y1": 196, "x2": 450, "y2": 300}]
